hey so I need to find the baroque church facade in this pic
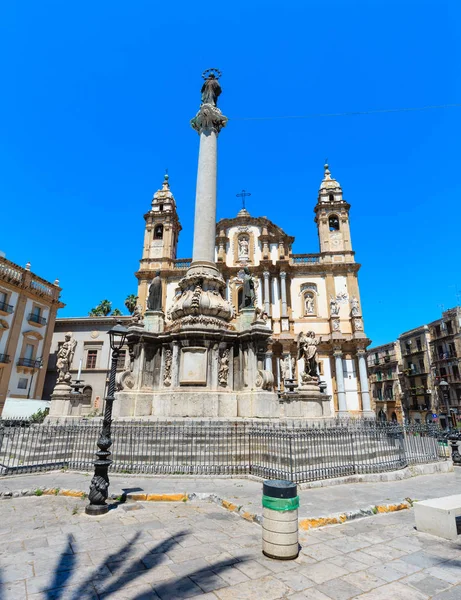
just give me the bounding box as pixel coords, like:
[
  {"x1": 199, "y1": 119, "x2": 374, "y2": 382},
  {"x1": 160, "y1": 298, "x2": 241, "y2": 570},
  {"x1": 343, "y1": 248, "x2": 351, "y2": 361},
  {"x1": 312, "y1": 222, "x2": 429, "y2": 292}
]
[{"x1": 135, "y1": 164, "x2": 372, "y2": 417}]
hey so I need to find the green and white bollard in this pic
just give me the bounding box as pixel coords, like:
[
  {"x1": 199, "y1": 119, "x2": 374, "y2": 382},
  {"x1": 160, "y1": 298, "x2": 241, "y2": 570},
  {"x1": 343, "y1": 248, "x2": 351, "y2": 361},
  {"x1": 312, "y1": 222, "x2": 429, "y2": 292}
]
[{"x1": 262, "y1": 480, "x2": 299, "y2": 560}]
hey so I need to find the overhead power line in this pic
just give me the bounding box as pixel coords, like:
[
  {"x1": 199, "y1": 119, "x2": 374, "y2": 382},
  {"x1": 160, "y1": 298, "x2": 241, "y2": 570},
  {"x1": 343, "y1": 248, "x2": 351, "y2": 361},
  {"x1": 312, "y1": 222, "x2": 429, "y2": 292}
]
[{"x1": 229, "y1": 103, "x2": 461, "y2": 121}]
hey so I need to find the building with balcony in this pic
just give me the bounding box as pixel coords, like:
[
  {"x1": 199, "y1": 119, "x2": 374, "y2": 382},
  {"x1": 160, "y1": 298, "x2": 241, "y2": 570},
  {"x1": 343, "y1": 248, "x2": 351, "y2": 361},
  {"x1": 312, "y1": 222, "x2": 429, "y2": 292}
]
[
  {"x1": 398, "y1": 325, "x2": 435, "y2": 424},
  {"x1": 366, "y1": 341, "x2": 403, "y2": 422},
  {"x1": 133, "y1": 166, "x2": 372, "y2": 416},
  {"x1": 428, "y1": 307, "x2": 461, "y2": 427},
  {"x1": 0, "y1": 255, "x2": 63, "y2": 414},
  {"x1": 43, "y1": 316, "x2": 132, "y2": 416}
]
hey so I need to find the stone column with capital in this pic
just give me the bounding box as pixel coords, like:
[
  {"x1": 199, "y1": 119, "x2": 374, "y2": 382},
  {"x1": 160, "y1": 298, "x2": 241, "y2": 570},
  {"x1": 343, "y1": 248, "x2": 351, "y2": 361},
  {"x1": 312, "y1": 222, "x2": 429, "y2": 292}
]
[
  {"x1": 280, "y1": 272, "x2": 288, "y2": 318},
  {"x1": 263, "y1": 271, "x2": 271, "y2": 316},
  {"x1": 357, "y1": 348, "x2": 374, "y2": 418},
  {"x1": 334, "y1": 349, "x2": 348, "y2": 416}
]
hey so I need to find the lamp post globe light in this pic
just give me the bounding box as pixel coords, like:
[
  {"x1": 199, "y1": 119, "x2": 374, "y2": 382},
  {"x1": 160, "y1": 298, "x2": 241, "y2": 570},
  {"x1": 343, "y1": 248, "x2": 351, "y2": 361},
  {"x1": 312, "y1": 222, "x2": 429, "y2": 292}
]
[{"x1": 86, "y1": 321, "x2": 128, "y2": 516}]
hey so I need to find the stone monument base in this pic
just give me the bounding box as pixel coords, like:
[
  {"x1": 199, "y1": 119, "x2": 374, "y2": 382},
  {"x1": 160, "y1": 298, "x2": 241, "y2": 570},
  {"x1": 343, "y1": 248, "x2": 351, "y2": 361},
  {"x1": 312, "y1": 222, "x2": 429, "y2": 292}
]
[
  {"x1": 113, "y1": 389, "x2": 280, "y2": 419},
  {"x1": 280, "y1": 378, "x2": 332, "y2": 419},
  {"x1": 48, "y1": 392, "x2": 92, "y2": 419},
  {"x1": 237, "y1": 391, "x2": 280, "y2": 418}
]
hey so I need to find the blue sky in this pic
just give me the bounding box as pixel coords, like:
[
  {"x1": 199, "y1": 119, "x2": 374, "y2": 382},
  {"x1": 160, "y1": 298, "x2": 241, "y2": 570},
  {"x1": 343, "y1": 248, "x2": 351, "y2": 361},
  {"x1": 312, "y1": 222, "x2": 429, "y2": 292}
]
[{"x1": 1, "y1": 1, "x2": 460, "y2": 346}]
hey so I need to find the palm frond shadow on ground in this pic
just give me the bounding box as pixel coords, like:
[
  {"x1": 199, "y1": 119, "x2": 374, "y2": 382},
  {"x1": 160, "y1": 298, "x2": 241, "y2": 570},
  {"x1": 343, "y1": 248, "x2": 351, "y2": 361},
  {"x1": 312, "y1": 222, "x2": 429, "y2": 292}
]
[{"x1": 31, "y1": 527, "x2": 249, "y2": 599}]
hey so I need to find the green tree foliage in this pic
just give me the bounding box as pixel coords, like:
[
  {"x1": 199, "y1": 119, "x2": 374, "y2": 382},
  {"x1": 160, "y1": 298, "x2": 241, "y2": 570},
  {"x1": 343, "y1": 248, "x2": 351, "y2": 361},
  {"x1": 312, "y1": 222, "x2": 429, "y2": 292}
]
[
  {"x1": 124, "y1": 294, "x2": 138, "y2": 315},
  {"x1": 88, "y1": 300, "x2": 125, "y2": 317},
  {"x1": 99, "y1": 299, "x2": 112, "y2": 316}
]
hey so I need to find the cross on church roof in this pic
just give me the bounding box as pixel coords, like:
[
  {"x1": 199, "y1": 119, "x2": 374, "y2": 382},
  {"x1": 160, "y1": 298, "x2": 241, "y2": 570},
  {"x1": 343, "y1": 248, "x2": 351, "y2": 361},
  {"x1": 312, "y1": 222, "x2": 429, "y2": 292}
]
[{"x1": 236, "y1": 189, "x2": 251, "y2": 210}]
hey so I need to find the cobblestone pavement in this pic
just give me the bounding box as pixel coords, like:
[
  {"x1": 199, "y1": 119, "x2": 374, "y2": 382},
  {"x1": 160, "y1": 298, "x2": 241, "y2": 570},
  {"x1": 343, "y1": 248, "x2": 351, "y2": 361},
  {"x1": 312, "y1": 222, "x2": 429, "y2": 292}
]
[
  {"x1": 1, "y1": 467, "x2": 459, "y2": 521},
  {"x1": 1, "y1": 496, "x2": 461, "y2": 599}
]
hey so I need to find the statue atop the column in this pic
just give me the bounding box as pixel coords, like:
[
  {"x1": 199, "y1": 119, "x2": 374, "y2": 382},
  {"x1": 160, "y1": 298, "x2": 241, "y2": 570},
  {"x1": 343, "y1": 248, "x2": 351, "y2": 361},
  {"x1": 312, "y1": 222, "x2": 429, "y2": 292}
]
[
  {"x1": 201, "y1": 69, "x2": 222, "y2": 106},
  {"x1": 147, "y1": 271, "x2": 163, "y2": 311},
  {"x1": 297, "y1": 331, "x2": 318, "y2": 379},
  {"x1": 240, "y1": 267, "x2": 255, "y2": 309},
  {"x1": 56, "y1": 332, "x2": 77, "y2": 384}
]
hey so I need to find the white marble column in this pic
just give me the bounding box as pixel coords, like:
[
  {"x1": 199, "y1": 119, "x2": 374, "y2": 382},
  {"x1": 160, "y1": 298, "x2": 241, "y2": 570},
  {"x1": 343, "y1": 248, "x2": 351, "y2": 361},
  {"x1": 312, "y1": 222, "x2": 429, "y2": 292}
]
[
  {"x1": 263, "y1": 271, "x2": 271, "y2": 315},
  {"x1": 357, "y1": 349, "x2": 374, "y2": 418},
  {"x1": 334, "y1": 349, "x2": 348, "y2": 416},
  {"x1": 276, "y1": 356, "x2": 281, "y2": 391},
  {"x1": 192, "y1": 129, "x2": 218, "y2": 266},
  {"x1": 265, "y1": 351, "x2": 273, "y2": 373},
  {"x1": 280, "y1": 272, "x2": 288, "y2": 318}
]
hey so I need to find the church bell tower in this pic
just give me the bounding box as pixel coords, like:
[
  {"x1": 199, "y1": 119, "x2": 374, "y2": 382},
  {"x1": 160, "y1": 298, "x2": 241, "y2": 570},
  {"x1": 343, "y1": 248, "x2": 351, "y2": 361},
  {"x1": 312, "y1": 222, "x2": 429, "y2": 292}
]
[
  {"x1": 314, "y1": 163, "x2": 354, "y2": 262},
  {"x1": 136, "y1": 173, "x2": 181, "y2": 309}
]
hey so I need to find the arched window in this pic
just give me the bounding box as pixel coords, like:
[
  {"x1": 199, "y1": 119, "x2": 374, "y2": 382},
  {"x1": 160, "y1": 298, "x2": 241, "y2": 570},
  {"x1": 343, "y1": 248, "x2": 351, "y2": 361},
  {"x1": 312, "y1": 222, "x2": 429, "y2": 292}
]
[
  {"x1": 329, "y1": 194, "x2": 334, "y2": 202},
  {"x1": 154, "y1": 224, "x2": 163, "y2": 239},
  {"x1": 391, "y1": 412, "x2": 398, "y2": 423},
  {"x1": 329, "y1": 215, "x2": 340, "y2": 231},
  {"x1": 82, "y1": 386, "x2": 93, "y2": 405},
  {"x1": 378, "y1": 409, "x2": 387, "y2": 422}
]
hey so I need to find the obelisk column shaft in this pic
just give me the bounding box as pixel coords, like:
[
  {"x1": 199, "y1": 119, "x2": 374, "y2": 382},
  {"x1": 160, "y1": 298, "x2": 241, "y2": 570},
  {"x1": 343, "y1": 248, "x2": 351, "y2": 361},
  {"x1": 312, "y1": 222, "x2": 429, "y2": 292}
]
[{"x1": 192, "y1": 129, "x2": 218, "y2": 266}]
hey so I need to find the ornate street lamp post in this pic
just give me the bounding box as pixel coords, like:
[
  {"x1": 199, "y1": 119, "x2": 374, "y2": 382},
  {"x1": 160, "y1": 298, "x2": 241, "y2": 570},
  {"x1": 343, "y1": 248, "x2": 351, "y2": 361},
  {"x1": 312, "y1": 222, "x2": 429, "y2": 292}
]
[
  {"x1": 86, "y1": 321, "x2": 128, "y2": 516},
  {"x1": 439, "y1": 379, "x2": 451, "y2": 429}
]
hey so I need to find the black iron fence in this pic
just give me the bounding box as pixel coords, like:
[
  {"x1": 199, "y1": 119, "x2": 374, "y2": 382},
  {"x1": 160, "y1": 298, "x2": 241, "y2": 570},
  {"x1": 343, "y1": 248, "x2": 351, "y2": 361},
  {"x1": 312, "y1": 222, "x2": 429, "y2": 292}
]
[{"x1": 0, "y1": 419, "x2": 446, "y2": 483}]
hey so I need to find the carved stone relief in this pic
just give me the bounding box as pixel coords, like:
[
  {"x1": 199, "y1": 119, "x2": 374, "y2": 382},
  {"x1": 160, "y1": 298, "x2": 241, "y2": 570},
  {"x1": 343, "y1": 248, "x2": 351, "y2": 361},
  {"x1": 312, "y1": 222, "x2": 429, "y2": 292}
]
[
  {"x1": 163, "y1": 349, "x2": 172, "y2": 387},
  {"x1": 218, "y1": 348, "x2": 230, "y2": 387}
]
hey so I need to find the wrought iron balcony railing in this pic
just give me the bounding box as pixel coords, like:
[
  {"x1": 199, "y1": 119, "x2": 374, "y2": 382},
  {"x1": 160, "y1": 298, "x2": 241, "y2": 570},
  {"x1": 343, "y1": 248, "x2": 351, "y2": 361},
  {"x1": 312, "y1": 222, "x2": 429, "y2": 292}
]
[
  {"x1": 28, "y1": 312, "x2": 47, "y2": 325},
  {"x1": 17, "y1": 357, "x2": 42, "y2": 368},
  {"x1": 291, "y1": 254, "x2": 320, "y2": 264},
  {"x1": 0, "y1": 300, "x2": 13, "y2": 314},
  {"x1": 0, "y1": 353, "x2": 10, "y2": 364}
]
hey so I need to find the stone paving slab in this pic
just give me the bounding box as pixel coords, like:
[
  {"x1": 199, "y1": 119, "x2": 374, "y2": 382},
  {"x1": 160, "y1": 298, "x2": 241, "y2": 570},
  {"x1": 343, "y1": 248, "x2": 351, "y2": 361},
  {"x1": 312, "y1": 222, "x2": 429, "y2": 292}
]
[
  {"x1": 1, "y1": 495, "x2": 461, "y2": 599},
  {"x1": 0, "y1": 467, "x2": 460, "y2": 526}
]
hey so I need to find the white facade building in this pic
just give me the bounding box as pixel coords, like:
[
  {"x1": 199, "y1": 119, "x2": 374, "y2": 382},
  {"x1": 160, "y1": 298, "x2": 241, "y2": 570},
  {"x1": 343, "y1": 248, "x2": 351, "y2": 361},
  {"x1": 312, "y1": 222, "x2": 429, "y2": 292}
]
[{"x1": 134, "y1": 165, "x2": 372, "y2": 416}]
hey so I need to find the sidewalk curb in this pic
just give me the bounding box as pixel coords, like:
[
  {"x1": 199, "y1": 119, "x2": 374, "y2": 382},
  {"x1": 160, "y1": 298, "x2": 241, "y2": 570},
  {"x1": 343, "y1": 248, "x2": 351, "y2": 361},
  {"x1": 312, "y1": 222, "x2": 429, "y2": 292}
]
[{"x1": 0, "y1": 485, "x2": 414, "y2": 530}]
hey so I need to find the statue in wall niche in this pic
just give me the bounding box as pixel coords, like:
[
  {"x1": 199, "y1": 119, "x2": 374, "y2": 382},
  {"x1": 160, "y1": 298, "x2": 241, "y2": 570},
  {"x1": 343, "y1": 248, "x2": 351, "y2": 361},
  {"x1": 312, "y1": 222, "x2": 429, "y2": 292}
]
[
  {"x1": 354, "y1": 318, "x2": 363, "y2": 331},
  {"x1": 56, "y1": 332, "x2": 77, "y2": 384},
  {"x1": 201, "y1": 71, "x2": 222, "y2": 106},
  {"x1": 238, "y1": 236, "x2": 249, "y2": 258},
  {"x1": 147, "y1": 271, "x2": 162, "y2": 311},
  {"x1": 240, "y1": 267, "x2": 256, "y2": 309},
  {"x1": 351, "y1": 296, "x2": 360, "y2": 316},
  {"x1": 333, "y1": 319, "x2": 341, "y2": 332},
  {"x1": 218, "y1": 349, "x2": 230, "y2": 386},
  {"x1": 305, "y1": 295, "x2": 315, "y2": 315},
  {"x1": 297, "y1": 331, "x2": 318, "y2": 378},
  {"x1": 330, "y1": 295, "x2": 340, "y2": 316}
]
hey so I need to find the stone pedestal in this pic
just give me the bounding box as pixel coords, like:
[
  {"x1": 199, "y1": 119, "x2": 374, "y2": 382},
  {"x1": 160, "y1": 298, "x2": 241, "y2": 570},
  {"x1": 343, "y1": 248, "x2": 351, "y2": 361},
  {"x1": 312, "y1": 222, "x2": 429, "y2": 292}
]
[
  {"x1": 144, "y1": 310, "x2": 165, "y2": 333},
  {"x1": 48, "y1": 392, "x2": 91, "y2": 418},
  {"x1": 238, "y1": 307, "x2": 256, "y2": 331},
  {"x1": 281, "y1": 376, "x2": 332, "y2": 418},
  {"x1": 282, "y1": 391, "x2": 332, "y2": 418},
  {"x1": 48, "y1": 392, "x2": 73, "y2": 418}
]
